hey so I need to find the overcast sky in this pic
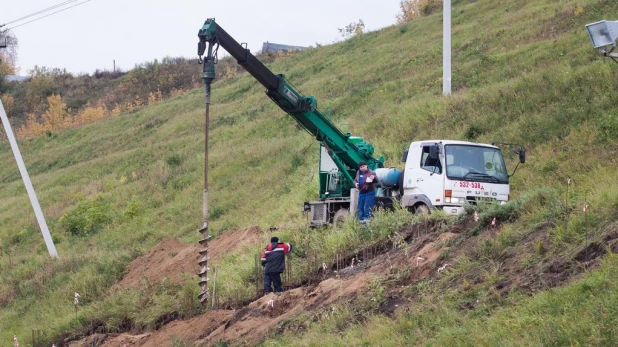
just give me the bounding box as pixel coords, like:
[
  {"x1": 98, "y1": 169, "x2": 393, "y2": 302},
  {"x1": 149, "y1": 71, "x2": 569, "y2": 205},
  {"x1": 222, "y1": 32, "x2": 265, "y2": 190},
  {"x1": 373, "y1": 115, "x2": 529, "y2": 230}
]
[{"x1": 2, "y1": 0, "x2": 402, "y2": 75}]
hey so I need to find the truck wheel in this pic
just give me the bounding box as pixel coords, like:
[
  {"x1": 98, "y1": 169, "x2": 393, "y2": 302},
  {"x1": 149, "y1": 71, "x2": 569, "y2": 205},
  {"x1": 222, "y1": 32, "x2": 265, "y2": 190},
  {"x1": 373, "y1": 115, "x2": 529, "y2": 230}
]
[
  {"x1": 333, "y1": 209, "x2": 350, "y2": 228},
  {"x1": 414, "y1": 204, "x2": 430, "y2": 216}
]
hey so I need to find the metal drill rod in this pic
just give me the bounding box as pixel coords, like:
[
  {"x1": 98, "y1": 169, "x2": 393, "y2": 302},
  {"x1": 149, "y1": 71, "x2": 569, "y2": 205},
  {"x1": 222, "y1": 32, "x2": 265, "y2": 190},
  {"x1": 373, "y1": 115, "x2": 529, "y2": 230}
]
[{"x1": 198, "y1": 84, "x2": 212, "y2": 304}]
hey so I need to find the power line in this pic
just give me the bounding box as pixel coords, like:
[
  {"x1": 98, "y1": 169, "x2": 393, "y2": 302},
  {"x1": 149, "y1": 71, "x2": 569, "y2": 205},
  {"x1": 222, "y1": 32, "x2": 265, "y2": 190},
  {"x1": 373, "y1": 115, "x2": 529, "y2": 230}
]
[
  {"x1": 2, "y1": 0, "x2": 82, "y2": 27},
  {"x1": 7, "y1": 0, "x2": 93, "y2": 31}
]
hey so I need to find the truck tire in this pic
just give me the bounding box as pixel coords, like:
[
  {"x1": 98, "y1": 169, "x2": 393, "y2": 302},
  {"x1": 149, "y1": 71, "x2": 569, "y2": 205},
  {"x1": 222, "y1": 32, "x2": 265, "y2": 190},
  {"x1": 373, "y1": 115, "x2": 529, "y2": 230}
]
[
  {"x1": 414, "y1": 204, "x2": 430, "y2": 216},
  {"x1": 333, "y1": 208, "x2": 350, "y2": 228}
]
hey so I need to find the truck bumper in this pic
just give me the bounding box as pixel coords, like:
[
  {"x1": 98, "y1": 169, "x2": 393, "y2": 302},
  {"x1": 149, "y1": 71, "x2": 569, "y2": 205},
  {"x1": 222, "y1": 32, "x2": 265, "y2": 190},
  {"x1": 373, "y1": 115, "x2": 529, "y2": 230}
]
[{"x1": 442, "y1": 205, "x2": 465, "y2": 215}]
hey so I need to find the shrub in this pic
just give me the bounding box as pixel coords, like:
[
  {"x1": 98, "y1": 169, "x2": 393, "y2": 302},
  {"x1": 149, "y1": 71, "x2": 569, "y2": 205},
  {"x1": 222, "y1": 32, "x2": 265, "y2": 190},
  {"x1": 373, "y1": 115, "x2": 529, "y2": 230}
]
[
  {"x1": 123, "y1": 201, "x2": 141, "y2": 219},
  {"x1": 148, "y1": 89, "x2": 163, "y2": 104},
  {"x1": 0, "y1": 93, "x2": 14, "y2": 114},
  {"x1": 165, "y1": 154, "x2": 183, "y2": 167},
  {"x1": 597, "y1": 112, "x2": 618, "y2": 142},
  {"x1": 58, "y1": 195, "x2": 114, "y2": 236},
  {"x1": 16, "y1": 94, "x2": 73, "y2": 137},
  {"x1": 73, "y1": 104, "x2": 108, "y2": 125},
  {"x1": 16, "y1": 113, "x2": 46, "y2": 137}
]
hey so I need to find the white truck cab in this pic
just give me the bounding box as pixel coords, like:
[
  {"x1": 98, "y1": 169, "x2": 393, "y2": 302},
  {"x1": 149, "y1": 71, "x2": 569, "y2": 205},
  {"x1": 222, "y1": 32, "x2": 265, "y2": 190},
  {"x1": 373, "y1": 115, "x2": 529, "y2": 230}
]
[{"x1": 400, "y1": 140, "x2": 510, "y2": 215}]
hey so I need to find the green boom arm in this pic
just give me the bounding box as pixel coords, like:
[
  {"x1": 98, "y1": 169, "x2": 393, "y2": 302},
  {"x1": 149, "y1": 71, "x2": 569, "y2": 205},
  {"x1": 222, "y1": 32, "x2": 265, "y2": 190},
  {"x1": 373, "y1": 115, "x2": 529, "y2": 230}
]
[{"x1": 198, "y1": 18, "x2": 383, "y2": 198}]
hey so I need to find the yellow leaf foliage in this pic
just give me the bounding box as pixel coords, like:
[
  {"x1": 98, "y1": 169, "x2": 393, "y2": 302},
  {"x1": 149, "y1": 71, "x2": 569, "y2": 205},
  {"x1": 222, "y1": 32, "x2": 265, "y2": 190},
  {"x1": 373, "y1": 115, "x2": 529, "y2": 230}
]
[
  {"x1": 0, "y1": 54, "x2": 16, "y2": 75},
  {"x1": 148, "y1": 89, "x2": 163, "y2": 105},
  {"x1": 170, "y1": 88, "x2": 187, "y2": 97},
  {"x1": 17, "y1": 113, "x2": 46, "y2": 138},
  {"x1": 41, "y1": 94, "x2": 71, "y2": 131},
  {"x1": 111, "y1": 104, "x2": 123, "y2": 117},
  {"x1": 74, "y1": 105, "x2": 108, "y2": 126},
  {"x1": 1, "y1": 94, "x2": 15, "y2": 114},
  {"x1": 221, "y1": 64, "x2": 238, "y2": 79},
  {"x1": 397, "y1": 0, "x2": 438, "y2": 24}
]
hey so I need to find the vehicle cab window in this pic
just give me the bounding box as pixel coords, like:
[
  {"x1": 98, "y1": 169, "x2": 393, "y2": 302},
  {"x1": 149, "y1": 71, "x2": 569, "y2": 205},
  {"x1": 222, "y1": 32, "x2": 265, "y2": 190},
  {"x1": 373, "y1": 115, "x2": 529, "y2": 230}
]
[{"x1": 420, "y1": 146, "x2": 442, "y2": 174}]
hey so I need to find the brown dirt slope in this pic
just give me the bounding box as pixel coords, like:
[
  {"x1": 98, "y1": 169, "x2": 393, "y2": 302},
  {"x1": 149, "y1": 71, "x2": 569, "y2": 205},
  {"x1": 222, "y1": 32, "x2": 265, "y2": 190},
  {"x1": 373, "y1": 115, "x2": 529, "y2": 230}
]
[
  {"x1": 113, "y1": 226, "x2": 263, "y2": 291},
  {"x1": 70, "y1": 310, "x2": 233, "y2": 347},
  {"x1": 84, "y1": 227, "x2": 459, "y2": 346},
  {"x1": 72, "y1": 221, "x2": 618, "y2": 346},
  {"x1": 195, "y1": 231, "x2": 459, "y2": 346}
]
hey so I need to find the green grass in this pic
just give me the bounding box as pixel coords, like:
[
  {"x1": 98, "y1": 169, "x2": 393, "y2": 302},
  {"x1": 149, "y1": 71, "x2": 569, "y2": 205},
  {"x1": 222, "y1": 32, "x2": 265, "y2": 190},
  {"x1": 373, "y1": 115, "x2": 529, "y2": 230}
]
[
  {"x1": 266, "y1": 253, "x2": 618, "y2": 346},
  {"x1": 2, "y1": 0, "x2": 618, "y2": 344}
]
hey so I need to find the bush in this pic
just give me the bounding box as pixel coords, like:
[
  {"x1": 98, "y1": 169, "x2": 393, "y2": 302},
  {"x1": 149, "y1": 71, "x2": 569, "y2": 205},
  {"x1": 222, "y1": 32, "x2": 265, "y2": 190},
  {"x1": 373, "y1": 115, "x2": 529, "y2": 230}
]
[
  {"x1": 597, "y1": 112, "x2": 618, "y2": 142},
  {"x1": 58, "y1": 195, "x2": 114, "y2": 236}
]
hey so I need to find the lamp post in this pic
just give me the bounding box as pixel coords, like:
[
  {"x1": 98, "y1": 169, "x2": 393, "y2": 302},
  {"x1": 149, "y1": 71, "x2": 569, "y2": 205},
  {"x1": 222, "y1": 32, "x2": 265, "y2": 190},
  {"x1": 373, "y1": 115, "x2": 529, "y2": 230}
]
[{"x1": 585, "y1": 20, "x2": 618, "y2": 61}]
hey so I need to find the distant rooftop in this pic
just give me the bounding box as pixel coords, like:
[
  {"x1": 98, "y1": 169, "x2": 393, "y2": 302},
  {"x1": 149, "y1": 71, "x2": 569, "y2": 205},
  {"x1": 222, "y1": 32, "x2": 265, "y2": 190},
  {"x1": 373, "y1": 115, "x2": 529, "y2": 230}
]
[
  {"x1": 5, "y1": 75, "x2": 29, "y2": 82},
  {"x1": 262, "y1": 42, "x2": 307, "y2": 54}
]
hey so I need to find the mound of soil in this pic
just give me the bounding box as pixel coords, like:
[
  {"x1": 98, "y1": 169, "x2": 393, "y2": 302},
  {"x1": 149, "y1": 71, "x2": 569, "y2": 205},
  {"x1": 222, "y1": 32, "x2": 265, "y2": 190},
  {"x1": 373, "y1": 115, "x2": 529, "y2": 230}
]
[
  {"x1": 113, "y1": 226, "x2": 263, "y2": 291},
  {"x1": 68, "y1": 310, "x2": 233, "y2": 347}
]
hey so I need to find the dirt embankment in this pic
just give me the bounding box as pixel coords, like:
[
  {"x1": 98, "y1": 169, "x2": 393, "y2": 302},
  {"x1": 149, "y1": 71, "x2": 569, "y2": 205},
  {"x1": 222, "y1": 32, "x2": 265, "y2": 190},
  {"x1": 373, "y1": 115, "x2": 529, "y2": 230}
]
[
  {"x1": 69, "y1": 227, "x2": 263, "y2": 347},
  {"x1": 194, "y1": 230, "x2": 459, "y2": 346},
  {"x1": 71, "y1": 220, "x2": 618, "y2": 346},
  {"x1": 112, "y1": 226, "x2": 263, "y2": 292},
  {"x1": 73, "y1": 223, "x2": 460, "y2": 346}
]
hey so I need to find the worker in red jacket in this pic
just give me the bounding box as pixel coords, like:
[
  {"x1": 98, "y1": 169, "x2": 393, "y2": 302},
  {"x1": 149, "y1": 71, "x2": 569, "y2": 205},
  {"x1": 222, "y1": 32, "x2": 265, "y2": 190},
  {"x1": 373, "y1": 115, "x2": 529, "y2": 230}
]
[{"x1": 261, "y1": 236, "x2": 292, "y2": 295}]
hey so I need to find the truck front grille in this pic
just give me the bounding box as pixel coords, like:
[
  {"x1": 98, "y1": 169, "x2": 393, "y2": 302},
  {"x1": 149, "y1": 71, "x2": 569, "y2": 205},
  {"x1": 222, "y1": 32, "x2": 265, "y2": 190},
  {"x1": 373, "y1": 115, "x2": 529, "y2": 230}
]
[{"x1": 466, "y1": 196, "x2": 497, "y2": 204}]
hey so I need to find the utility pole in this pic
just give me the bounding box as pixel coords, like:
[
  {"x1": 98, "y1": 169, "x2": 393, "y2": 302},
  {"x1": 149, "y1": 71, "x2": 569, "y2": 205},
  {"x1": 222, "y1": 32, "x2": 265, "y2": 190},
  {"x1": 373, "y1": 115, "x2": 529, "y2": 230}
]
[
  {"x1": 0, "y1": 100, "x2": 58, "y2": 258},
  {"x1": 443, "y1": 0, "x2": 452, "y2": 95}
]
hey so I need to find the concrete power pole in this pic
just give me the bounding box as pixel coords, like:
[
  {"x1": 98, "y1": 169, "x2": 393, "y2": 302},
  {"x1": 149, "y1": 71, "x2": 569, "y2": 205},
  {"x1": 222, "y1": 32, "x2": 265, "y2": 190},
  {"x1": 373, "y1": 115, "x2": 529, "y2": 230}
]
[
  {"x1": 0, "y1": 100, "x2": 58, "y2": 258},
  {"x1": 443, "y1": 0, "x2": 452, "y2": 95}
]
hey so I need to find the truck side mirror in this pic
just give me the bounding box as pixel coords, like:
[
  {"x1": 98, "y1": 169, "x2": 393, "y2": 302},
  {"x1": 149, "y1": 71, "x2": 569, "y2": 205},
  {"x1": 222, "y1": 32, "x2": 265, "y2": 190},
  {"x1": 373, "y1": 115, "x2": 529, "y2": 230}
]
[
  {"x1": 519, "y1": 149, "x2": 526, "y2": 164},
  {"x1": 401, "y1": 149, "x2": 409, "y2": 163},
  {"x1": 429, "y1": 145, "x2": 439, "y2": 160}
]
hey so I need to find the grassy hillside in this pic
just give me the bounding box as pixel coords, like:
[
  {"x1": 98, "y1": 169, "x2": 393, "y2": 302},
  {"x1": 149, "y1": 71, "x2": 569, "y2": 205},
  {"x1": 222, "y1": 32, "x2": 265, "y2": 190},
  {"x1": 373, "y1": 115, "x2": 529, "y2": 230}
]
[{"x1": 1, "y1": 0, "x2": 618, "y2": 344}]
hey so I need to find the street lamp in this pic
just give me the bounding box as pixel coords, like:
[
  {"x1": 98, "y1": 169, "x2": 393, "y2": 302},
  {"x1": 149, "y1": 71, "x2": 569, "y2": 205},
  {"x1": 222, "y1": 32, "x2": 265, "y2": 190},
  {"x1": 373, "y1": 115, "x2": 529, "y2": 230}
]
[{"x1": 585, "y1": 20, "x2": 618, "y2": 59}]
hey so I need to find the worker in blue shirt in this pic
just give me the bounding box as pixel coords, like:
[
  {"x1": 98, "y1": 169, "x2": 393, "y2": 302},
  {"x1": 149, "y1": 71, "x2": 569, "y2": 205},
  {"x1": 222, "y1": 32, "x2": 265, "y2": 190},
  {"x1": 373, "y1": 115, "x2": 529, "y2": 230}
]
[{"x1": 354, "y1": 161, "x2": 378, "y2": 223}]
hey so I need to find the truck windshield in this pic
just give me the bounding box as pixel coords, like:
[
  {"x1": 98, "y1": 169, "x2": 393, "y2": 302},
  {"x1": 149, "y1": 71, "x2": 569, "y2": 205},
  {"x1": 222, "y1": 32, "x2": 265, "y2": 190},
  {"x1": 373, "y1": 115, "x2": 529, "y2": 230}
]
[{"x1": 445, "y1": 145, "x2": 508, "y2": 184}]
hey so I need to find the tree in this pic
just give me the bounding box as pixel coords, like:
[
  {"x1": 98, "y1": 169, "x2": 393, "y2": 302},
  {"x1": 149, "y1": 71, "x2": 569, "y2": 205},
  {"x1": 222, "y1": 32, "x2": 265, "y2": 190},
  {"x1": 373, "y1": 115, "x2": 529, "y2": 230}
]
[
  {"x1": 0, "y1": 30, "x2": 19, "y2": 75},
  {"x1": 0, "y1": 29, "x2": 19, "y2": 94},
  {"x1": 41, "y1": 94, "x2": 71, "y2": 131},
  {"x1": 397, "y1": 0, "x2": 443, "y2": 24},
  {"x1": 338, "y1": 19, "x2": 365, "y2": 39},
  {"x1": 24, "y1": 66, "x2": 65, "y2": 115}
]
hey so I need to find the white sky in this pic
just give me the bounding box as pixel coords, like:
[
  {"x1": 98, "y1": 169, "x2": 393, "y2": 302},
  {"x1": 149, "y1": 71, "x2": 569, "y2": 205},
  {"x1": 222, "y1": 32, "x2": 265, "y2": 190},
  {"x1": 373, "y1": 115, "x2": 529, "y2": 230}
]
[{"x1": 2, "y1": 0, "x2": 402, "y2": 75}]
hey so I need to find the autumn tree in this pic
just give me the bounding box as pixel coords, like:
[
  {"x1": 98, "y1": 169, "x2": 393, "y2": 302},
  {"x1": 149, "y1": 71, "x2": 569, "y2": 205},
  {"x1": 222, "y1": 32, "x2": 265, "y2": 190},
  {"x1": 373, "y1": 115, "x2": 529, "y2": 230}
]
[
  {"x1": 338, "y1": 19, "x2": 365, "y2": 39},
  {"x1": 0, "y1": 30, "x2": 19, "y2": 93},
  {"x1": 0, "y1": 94, "x2": 14, "y2": 114},
  {"x1": 42, "y1": 94, "x2": 71, "y2": 131},
  {"x1": 397, "y1": 0, "x2": 443, "y2": 24},
  {"x1": 24, "y1": 66, "x2": 68, "y2": 115}
]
